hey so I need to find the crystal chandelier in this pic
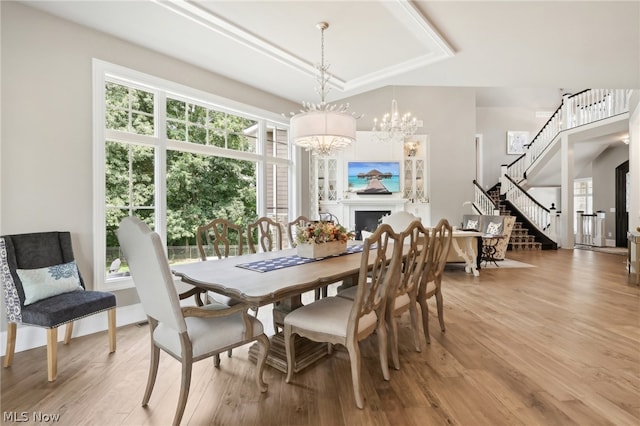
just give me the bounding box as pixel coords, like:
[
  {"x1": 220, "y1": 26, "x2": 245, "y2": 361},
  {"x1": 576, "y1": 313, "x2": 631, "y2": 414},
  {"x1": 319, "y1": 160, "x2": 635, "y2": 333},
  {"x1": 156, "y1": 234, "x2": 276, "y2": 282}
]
[
  {"x1": 289, "y1": 22, "x2": 358, "y2": 157},
  {"x1": 372, "y1": 98, "x2": 418, "y2": 143}
]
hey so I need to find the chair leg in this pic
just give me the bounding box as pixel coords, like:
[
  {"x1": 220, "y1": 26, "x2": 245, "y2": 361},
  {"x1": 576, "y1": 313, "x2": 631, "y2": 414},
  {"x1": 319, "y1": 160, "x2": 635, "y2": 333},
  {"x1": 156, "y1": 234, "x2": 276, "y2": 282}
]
[
  {"x1": 255, "y1": 334, "x2": 269, "y2": 392},
  {"x1": 408, "y1": 301, "x2": 422, "y2": 352},
  {"x1": 3, "y1": 322, "x2": 16, "y2": 368},
  {"x1": 142, "y1": 345, "x2": 160, "y2": 406},
  {"x1": 46, "y1": 328, "x2": 58, "y2": 382},
  {"x1": 213, "y1": 354, "x2": 221, "y2": 368},
  {"x1": 345, "y1": 340, "x2": 364, "y2": 409},
  {"x1": 173, "y1": 357, "x2": 193, "y2": 426},
  {"x1": 314, "y1": 288, "x2": 321, "y2": 300},
  {"x1": 376, "y1": 323, "x2": 391, "y2": 381},
  {"x1": 64, "y1": 322, "x2": 74, "y2": 344},
  {"x1": 435, "y1": 290, "x2": 446, "y2": 332},
  {"x1": 419, "y1": 298, "x2": 431, "y2": 344},
  {"x1": 108, "y1": 308, "x2": 117, "y2": 353},
  {"x1": 227, "y1": 349, "x2": 232, "y2": 358},
  {"x1": 387, "y1": 315, "x2": 400, "y2": 371}
]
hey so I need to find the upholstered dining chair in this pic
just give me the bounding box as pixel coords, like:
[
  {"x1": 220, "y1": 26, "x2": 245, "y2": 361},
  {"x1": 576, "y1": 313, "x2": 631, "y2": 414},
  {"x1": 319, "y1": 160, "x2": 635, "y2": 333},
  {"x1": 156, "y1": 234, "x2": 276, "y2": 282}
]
[
  {"x1": 284, "y1": 224, "x2": 403, "y2": 409},
  {"x1": 419, "y1": 218, "x2": 453, "y2": 344},
  {"x1": 116, "y1": 216, "x2": 269, "y2": 426},
  {"x1": 0, "y1": 231, "x2": 116, "y2": 382},
  {"x1": 247, "y1": 216, "x2": 283, "y2": 254}
]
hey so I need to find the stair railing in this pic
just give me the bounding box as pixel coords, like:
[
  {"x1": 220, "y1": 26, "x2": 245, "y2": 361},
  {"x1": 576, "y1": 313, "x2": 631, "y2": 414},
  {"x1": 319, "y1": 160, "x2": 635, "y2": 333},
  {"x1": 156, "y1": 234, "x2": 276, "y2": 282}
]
[
  {"x1": 503, "y1": 174, "x2": 554, "y2": 238},
  {"x1": 506, "y1": 89, "x2": 632, "y2": 183},
  {"x1": 473, "y1": 180, "x2": 498, "y2": 215}
]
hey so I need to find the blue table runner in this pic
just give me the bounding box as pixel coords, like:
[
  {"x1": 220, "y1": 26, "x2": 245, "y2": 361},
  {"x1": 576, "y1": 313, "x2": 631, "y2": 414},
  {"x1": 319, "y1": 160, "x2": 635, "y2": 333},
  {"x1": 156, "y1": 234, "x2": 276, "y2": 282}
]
[{"x1": 236, "y1": 244, "x2": 365, "y2": 273}]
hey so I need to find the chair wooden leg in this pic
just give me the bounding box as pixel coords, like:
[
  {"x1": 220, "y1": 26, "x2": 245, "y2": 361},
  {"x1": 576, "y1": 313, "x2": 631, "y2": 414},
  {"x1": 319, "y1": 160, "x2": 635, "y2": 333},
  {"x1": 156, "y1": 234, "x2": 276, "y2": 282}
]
[
  {"x1": 376, "y1": 323, "x2": 391, "y2": 380},
  {"x1": 419, "y1": 299, "x2": 431, "y2": 344},
  {"x1": 408, "y1": 301, "x2": 422, "y2": 352},
  {"x1": 387, "y1": 315, "x2": 400, "y2": 371},
  {"x1": 435, "y1": 290, "x2": 446, "y2": 332},
  {"x1": 346, "y1": 340, "x2": 364, "y2": 409},
  {"x1": 142, "y1": 345, "x2": 160, "y2": 406},
  {"x1": 213, "y1": 354, "x2": 221, "y2": 368},
  {"x1": 255, "y1": 334, "x2": 269, "y2": 392},
  {"x1": 4, "y1": 322, "x2": 16, "y2": 368},
  {"x1": 174, "y1": 336, "x2": 193, "y2": 426},
  {"x1": 64, "y1": 322, "x2": 73, "y2": 344},
  {"x1": 46, "y1": 328, "x2": 58, "y2": 382},
  {"x1": 107, "y1": 308, "x2": 116, "y2": 353}
]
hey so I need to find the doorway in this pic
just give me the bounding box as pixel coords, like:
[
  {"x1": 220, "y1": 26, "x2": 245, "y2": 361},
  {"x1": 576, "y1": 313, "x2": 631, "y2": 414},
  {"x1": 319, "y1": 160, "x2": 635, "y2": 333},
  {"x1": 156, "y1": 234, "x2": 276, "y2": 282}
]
[{"x1": 615, "y1": 160, "x2": 629, "y2": 247}]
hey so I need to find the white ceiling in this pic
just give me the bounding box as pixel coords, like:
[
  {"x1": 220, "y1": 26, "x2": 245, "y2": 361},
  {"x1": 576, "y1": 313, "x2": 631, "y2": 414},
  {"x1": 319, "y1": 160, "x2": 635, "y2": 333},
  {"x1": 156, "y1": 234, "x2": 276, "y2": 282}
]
[{"x1": 22, "y1": 0, "x2": 640, "y2": 110}]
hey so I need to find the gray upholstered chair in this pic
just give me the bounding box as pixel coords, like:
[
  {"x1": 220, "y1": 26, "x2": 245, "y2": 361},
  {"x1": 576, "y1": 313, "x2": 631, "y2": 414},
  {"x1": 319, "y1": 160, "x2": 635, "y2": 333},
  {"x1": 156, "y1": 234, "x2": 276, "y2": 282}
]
[
  {"x1": 116, "y1": 216, "x2": 269, "y2": 426},
  {"x1": 0, "y1": 231, "x2": 116, "y2": 381},
  {"x1": 284, "y1": 224, "x2": 403, "y2": 409}
]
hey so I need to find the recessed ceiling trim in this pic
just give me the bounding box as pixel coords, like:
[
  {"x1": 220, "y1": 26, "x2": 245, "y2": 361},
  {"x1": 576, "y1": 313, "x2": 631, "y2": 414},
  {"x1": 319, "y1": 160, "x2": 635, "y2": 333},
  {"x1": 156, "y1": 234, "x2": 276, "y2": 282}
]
[
  {"x1": 153, "y1": 0, "x2": 455, "y2": 95},
  {"x1": 345, "y1": 52, "x2": 452, "y2": 91},
  {"x1": 152, "y1": 0, "x2": 324, "y2": 81},
  {"x1": 386, "y1": 0, "x2": 455, "y2": 56}
]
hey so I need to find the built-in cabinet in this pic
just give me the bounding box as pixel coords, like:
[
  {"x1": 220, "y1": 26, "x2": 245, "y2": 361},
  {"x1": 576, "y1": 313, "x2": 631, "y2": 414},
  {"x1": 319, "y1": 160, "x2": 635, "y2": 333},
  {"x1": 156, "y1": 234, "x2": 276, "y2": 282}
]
[{"x1": 309, "y1": 132, "x2": 431, "y2": 227}]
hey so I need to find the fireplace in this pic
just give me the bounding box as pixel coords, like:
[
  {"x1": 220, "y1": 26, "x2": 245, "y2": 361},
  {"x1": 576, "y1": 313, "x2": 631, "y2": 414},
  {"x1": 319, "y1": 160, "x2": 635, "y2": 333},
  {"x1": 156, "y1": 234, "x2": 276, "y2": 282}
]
[{"x1": 354, "y1": 210, "x2": 391, "y2": 240}]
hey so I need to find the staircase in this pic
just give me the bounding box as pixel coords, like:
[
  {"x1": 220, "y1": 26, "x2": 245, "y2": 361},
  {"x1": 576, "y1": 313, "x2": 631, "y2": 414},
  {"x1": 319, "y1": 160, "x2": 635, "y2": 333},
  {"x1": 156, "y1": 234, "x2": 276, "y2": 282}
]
[{"x1": 487, "y1": 186, "x2": 542, "y2": 251}]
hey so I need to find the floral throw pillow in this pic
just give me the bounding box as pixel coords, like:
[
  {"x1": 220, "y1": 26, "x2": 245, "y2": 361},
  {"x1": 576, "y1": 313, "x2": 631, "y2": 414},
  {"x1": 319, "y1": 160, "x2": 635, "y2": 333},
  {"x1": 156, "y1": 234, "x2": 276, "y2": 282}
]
[
  {"x1": 486, "y1": 222, "x2": 502, "y2": 235},
  {"x1": 17, "y1": 260, "x2": 84, "y2": 306}
]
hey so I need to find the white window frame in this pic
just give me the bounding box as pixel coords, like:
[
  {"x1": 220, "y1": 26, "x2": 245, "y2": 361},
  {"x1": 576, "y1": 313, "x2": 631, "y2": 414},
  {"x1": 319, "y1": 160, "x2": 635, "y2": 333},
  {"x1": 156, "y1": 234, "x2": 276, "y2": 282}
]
[{"x1": 93, "y1": 59, "x2": 295, "y2": 291}]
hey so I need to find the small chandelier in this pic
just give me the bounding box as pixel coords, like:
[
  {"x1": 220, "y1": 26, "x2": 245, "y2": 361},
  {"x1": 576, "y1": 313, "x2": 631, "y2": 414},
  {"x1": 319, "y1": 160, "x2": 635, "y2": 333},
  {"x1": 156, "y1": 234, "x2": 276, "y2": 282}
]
[
  {"x1": 289, "y1": 22, "x2": 358, "y2": 157},
  {"x1": 372, "y1": 98, "x2": 418, "y2": 143}
]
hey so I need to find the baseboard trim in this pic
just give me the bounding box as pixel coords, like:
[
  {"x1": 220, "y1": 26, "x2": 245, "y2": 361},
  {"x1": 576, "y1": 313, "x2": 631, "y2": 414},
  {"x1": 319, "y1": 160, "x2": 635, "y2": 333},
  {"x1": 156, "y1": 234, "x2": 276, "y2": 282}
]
[{"x1": 0, "y1": 303, "x2": 146, "y2": 356}]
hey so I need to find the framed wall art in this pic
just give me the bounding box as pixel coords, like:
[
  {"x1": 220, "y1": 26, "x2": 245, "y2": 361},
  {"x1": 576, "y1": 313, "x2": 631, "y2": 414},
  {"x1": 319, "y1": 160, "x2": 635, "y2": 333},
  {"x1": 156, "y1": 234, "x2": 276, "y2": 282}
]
[{"x1": 507, "y1": 131, "x2": 529, "y2": 155}]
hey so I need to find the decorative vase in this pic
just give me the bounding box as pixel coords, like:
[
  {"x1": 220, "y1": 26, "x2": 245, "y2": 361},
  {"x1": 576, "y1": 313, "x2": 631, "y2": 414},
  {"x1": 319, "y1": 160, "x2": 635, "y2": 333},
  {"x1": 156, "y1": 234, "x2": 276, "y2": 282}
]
[{"x1": 297, "y1": 240, "x2": 347, "y2": 259}]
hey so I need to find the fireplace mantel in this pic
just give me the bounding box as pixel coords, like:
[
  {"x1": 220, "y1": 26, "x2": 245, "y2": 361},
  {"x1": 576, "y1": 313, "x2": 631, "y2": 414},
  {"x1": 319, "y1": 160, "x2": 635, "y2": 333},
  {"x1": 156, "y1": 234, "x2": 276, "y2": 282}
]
[
  {"x1": 339, "y1": 198, "x2": 408, "y2": 207},
  {"x1": 338, "y1": 197, "x2": 408, "y2": 229}
]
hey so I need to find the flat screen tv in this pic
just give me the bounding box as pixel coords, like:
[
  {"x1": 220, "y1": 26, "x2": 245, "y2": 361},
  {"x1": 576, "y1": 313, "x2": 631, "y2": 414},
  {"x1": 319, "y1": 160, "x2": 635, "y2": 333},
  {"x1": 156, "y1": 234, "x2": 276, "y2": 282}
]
[{"x1": 347, "y1": 161, "x2": 400, "y2": 194}]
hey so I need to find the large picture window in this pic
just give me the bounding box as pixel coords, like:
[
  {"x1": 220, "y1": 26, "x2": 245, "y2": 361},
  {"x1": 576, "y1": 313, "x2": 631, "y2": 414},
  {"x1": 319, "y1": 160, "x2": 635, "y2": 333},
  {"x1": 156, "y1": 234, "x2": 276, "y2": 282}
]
[{"x1": 94, "y1": 60, "x2": 293, "y2": 290}]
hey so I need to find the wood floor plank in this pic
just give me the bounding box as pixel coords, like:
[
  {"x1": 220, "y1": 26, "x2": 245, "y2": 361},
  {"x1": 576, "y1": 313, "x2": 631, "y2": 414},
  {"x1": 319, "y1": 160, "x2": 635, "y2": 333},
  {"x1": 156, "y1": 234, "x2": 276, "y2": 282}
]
[{"x1": 2, "y1": 249, "x2": 638, "y2": 425}]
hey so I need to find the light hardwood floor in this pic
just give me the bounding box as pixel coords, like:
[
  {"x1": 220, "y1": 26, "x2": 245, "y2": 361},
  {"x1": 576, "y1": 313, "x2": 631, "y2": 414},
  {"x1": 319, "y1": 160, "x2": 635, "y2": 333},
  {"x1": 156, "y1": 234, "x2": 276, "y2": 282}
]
[{"x1": 2, "y1": 249, "x2": 638, "y2": 425}]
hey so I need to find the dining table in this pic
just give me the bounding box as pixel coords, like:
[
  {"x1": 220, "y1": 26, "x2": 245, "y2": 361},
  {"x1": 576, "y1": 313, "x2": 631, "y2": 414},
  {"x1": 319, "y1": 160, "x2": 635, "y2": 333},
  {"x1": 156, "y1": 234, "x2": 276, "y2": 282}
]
[{"x1": 171, "y1": 242, "x2": 396, "y2": 373}]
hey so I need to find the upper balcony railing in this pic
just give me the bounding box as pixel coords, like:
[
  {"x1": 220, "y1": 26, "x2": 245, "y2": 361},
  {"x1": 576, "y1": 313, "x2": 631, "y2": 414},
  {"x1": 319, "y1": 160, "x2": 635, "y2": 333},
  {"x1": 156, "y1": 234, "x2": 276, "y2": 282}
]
[{"x1": 506, "y1": 89, "x2": 632, "y2": 182}]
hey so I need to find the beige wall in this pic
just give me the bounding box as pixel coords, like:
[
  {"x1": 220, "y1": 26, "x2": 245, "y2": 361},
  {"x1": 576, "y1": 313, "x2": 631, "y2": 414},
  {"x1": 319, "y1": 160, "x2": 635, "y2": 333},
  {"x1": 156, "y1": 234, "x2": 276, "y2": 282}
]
[
  {"x1": 341, "y1": 85, "x2": 477, "y2": 224},
  {"x1": 0, "y1": 2, "x2": 299, "y2": 313}
]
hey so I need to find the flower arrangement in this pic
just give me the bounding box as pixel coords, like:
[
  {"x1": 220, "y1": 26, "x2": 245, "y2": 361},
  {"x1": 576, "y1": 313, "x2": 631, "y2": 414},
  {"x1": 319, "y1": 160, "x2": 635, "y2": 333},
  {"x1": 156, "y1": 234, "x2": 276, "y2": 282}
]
[{"x1": 296, "y1": 221, "x2": 354, "y2": 245}]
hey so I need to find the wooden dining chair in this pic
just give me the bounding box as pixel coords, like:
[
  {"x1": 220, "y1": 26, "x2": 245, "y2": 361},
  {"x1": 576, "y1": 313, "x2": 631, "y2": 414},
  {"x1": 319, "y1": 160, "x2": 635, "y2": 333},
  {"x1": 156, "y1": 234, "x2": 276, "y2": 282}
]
[
  {"x1": 195, "y1": 218, "x2": 246, "y2": 364},
  {"x1": 117, "y1": 216, "x2": 269, "y2": 426},
  {"x1": 286, "y1": 215, "x2": 310, "y2": 248},
  {"x1": 386, "y1": 220, "x2": 430, "y2": 369},
  {"x1": 247, "y1": 216, "x2": 283, "y2": 331},
  {"x1": 284, "y1": 224, "x2": 403, "y2": 409},
  {"x1": 418, "y1": 218, "x2": 453, "y2": 344},
  {"x1": 247, "y1": 216, "x2": 283, "y2": 254}
]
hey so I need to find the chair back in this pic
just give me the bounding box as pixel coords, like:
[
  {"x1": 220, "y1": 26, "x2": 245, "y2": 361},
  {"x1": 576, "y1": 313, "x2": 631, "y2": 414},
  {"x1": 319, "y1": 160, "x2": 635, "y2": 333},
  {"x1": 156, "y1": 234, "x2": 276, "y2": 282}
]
[
  {"x1": 0, "y1": 231, "x2": 83, "y2": 320},
  {"x1": 247, "y1": 217, "x2": 283, "y2": 253},
  {"x1": 116, "y1": 216, "x2": 186, "y2": 333},
  {"x1": 349, "y1": 223, "x2": 403, "y2": 332},
  {"x1": 196, "y1": 218, "x2": 244, "y2": 260},
  {"x1": 424, "y1": 218, "x2": 453, "y2": 288},
  {"x1": 393, "y1": 220, "x2": 430, "y2": 299},
  {"x1": 287, "y1": 215, "x2": 310, "y2": 248}
]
